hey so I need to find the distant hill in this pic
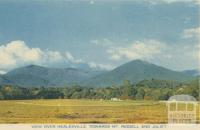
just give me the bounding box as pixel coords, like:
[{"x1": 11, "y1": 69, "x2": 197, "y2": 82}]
[
  {"x1": 182, "y1": 69, "x2": 200, "y2": 76},
  {"x1": 1, "y1": 65, "x2": 105, "y2": 87},
  {"x1": 82, "y1": 60, "x2": 193, "y2": 87}
]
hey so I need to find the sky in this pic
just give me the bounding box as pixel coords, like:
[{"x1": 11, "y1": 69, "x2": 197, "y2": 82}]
[{"x1": 0, "y1": 0, "x2": 199, "y2": 74}]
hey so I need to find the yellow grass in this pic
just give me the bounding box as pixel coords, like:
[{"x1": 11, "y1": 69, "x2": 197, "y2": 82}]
[{"x1": 0, "y1": 99, "x2": 199, "y2": 124}]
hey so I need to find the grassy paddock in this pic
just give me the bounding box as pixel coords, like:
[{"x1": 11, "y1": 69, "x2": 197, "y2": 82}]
[{"x1": 0, "y1": 99, "x2": 199, "y2": 124}]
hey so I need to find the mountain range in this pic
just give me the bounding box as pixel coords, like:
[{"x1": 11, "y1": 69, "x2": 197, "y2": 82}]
[
  {"x1": 0, "y1": 60, "x2": 196, "y2": 87},
  {"x1": 182, "y1": 69, "x2": 200, "y2": 77}
]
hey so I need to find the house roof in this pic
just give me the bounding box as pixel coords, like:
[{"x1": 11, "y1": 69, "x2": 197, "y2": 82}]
[{"x1": 168, "y1": 95, "x2": 197, "y2": 102}]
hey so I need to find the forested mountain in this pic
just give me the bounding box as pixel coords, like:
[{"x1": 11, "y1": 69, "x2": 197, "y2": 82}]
[
  {"x1": 0, "y1": 65, "x2": 105, "y2": 87},
  {"x1": 83, "y1": 60, "x2": 193, "y2": 87},
  {"x1": 0, "y1": 60, "x2": 194, "y2": 87}
]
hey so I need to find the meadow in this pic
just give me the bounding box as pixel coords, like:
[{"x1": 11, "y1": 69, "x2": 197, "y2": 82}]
[{"x1": 0, "y1": 99, "x2": 199, "y2": 124}]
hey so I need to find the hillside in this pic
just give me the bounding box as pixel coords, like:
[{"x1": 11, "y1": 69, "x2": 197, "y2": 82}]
[
  {"x1": 82, "y1": 60, "x2": 193, "y2": 87},
  {"x1": 1, "y1": 65, "x2": 105, "y2": 87},
  {"x1": 0, "y1": 75, "x2": 12, "y2": 85}
]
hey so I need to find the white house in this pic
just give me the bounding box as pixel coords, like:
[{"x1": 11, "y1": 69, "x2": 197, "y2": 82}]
[{"x1": 111, "y1": 98, "x2": 122, "y2": 101}]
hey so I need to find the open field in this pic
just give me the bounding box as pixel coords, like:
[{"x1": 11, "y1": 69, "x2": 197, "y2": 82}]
[{"x1": 0, "y1": 99, "x2": 199, "y2": 124}]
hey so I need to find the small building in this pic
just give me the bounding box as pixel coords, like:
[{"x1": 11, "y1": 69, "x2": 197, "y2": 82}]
[
  {"x1": 99, "y1": 99, "x2": 104, "y2": 101},
  {"x1": 111, "y1": 98, "x2": 122, "y2": 101},
  {"x1": 167, "y1": 94, "x2": 197, "y2": 124}
]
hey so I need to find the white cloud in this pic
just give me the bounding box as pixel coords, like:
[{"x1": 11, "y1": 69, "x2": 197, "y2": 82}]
[
  {"x1": 90, "y1": 39, "x2": 99, "y2": 45},
  {"x1": 65, "y1": 52, "x2": 76, "y2": 62},
  {"x1": 182, "y1": 27, "x2": 200, "y2": 39},
  {"x1": 89, "y1": 0, "x2": 94, "y2": 5},
  {"x1": 65, "y1": 52, "x2": 84, "y2": 64},
  {"x1": 0, "y1": 70, "x2": 6, "y2": 74},
  {"x1": 161, "y1": 0, "x2": 195, "y2": 3},
  {"x1": 90, "y1": 38, "x2": 114, "y2": 47},
  {"x1": 104, "y1": 38, "x2": 199, "y2": 70},
  {"x1": 0, "y1": 41, "x2": 73, "y2": 71},
  {"x1": 65, "y1": 51, "x2": 114, "y2": 70},
  {"x1": 145, "y1": 0, "x2": 198, "y2": 4},
  {"x1": 0, "y1": 41, "x2": 68, "y2": 71},
  {"x1": 0, "y1": 41, "x2": 42, "y2": 68},
  {"x1": 0, "y1": 40, "x2": 112, "y2": 72},
  {"x1": 88, "y1": 61, "x2": 113, "y2": 70},
  {"x1": 107, "y1": 40, "x2": 165, "y2": 61},
  {"x1": 45, "y1": 51, "x2": 63, "y2": 62},
  {"x1": 0, "y1": 41, "x2": 67, "y2": 69},
  {"x1": 64, "y1": 51, "x2": 114, "y2": 70}
]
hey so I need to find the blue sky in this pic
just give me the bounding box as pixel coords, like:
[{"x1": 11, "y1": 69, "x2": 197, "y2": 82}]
[{"x1": 0, "y1": 0, "x2": 199, "y2": 73}]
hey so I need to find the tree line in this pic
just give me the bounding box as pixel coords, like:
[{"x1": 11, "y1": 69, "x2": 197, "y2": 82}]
[{"x1": 0, "y1": 79, "x2": 199, "y2": 100}]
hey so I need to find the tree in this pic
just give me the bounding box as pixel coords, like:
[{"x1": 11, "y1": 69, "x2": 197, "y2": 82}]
[
  {"x1": 121, "y1": 80, "x2": 136, "y2": 99},
  {"x1": 159, "y1": 88, "x2": 173, "y2": 100},
  {"x1": 0, "y1": 92, "x2": 4, "y2": 100},
  {"x1": 135, "y1": 88, "x2": 145, "y2": 100},
  {"x1": 150, "y1": 89, "x2": 161, "y2": 100},
  {"x1": 2, "y1": 85, "x2": 13, "y2": 99},
  {"x1": 37, "y1": 89, "x2": 64, "y2": 99},
  {"x1": 71, "y1": 92, "x2": 82, "y2": 99}
]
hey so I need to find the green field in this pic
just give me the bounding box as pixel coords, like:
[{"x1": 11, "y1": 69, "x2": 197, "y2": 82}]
[{"x1": 0, "y1": 99, "x2": 199, "y2": 124}]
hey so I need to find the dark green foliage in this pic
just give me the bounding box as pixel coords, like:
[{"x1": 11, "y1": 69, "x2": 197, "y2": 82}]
[
  {"x1": 136, "y1": 79, "x2": 179, "y2": 88},
  {"x1": 121, "y1": 80, "x2": 136, "y2": 99},
  {"x1": 135, "y1": 88, "x2": 145, "y2": 100},
  {"x1": 0, "y1": 78, "x2": 199, "y2": 101},
  {"x1": 174, "y1": 78, "x2": 199, "y2": 100},
  {"x1": 37, "y1": 88, "x2": 64, "y2": 99},
  {"x1": 0, "y1": 91, "x2": 4, "y2": 99}
]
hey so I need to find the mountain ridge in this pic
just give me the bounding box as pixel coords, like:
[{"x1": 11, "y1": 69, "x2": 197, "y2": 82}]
[
  {"x1": 182, "y1": 69, "x2": 200, "y2": 76},
  {"x1": 0, "y1": 60, "x2": 194, "y2": 87},
  {"x1": 82, "y1": 60, "x2": 194, "y2": 87},
  {"x1": 1, "y1": 64, "x2": 106, "y2": 87}
]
